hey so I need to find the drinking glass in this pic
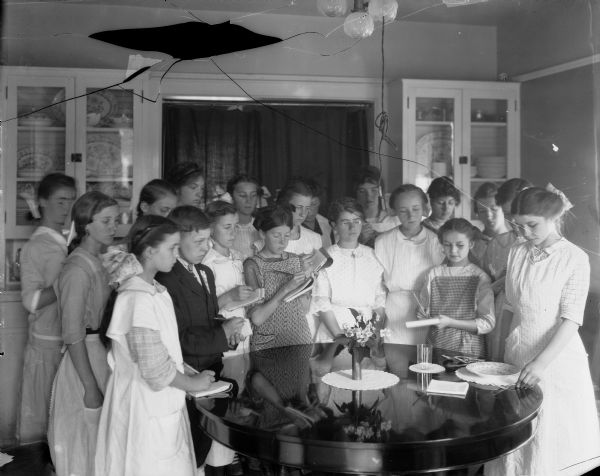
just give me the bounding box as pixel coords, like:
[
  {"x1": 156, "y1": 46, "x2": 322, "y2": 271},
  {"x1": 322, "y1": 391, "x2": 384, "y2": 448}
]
[{"x1": 416, "y1": 344, "x2": 433, "y2": 370}]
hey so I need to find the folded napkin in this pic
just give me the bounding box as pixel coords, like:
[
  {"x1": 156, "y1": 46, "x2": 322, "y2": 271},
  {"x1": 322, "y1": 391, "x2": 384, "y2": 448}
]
[{"x1": 427, "y1": 379, "x2": 469, "y2": 398}]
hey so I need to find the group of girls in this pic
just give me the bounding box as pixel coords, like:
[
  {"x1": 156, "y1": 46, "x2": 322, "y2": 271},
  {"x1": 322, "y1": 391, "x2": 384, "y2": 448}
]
[{"x1": 17, "y1": 160, "x2": 600, "y2": 476}]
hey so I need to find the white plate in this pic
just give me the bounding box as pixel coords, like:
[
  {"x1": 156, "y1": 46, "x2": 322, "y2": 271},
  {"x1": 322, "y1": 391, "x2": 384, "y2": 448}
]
[
  {"x1": 87, "y1": 91, "x2": 115, "y2": 123},
  {"x1": 17, "y1": 148, "x2": 55, "y2": 176},
  {"x1": 409, "y1": 363, "x2": 445, "y2": 374},
  {"x1": 465, "y1": 361, "x2": 519, "y2": 377}
]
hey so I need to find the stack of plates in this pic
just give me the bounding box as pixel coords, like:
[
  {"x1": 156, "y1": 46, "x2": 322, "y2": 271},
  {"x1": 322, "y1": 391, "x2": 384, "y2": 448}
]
[{"x1": 476, "y1": 156, "x2": 506, "y2": 179}]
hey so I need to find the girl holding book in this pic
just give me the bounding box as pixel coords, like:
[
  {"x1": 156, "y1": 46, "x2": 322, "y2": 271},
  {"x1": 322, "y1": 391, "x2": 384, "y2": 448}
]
[{"x1": 244, "y1": 205, "x2": 312, "y2": 351}]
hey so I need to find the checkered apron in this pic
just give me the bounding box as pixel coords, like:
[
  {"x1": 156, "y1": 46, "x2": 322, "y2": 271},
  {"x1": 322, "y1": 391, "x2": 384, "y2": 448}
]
[{"x1": 426, "y1": 275, "x2": 486, "y2": 357}]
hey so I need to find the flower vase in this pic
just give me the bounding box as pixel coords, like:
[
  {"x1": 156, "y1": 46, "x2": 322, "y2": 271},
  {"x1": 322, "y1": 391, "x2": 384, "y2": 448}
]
[{"x1": 351, "y1": 346, "x2": 368, "y2": 380}]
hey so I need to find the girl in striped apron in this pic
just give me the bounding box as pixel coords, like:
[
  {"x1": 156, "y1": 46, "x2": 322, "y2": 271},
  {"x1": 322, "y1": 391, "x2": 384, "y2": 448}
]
[{"x1": 416, "y1": 218, "x2": 495, "y2": 358}]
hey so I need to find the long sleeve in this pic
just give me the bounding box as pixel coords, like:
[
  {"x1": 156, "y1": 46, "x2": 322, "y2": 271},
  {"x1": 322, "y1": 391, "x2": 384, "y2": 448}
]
[
  {"x1": 475, "y1": 273, "x2": 495, "y2": 334},
  {"x1": 20, "y1": 237, "x2": 64, "y2": 313},
  {"x1": 174, "y1": 297, "x2": 229, "y2": 357},
  {"x1": 127, "y1": 327, "x2": 177, "y2": 391},
  {"x1": 155, "y1": 270, "x2": 229, "y2": 360}
]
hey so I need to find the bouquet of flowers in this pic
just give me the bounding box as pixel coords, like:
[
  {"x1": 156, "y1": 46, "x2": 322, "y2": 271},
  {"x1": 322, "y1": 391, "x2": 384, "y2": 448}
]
[
  {"x1": 342, "y1": 308, "x2": 390, "y2": 353},
  {"x1": 335, "y1": 399, "x2": 392, "y2": 443}
]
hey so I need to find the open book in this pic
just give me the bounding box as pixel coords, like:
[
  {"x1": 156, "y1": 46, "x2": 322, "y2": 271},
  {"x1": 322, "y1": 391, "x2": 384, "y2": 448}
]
[
  {"x1": 222, "y1": 288, "x2": 265, "y2": 312},
  {"x1": 282, "y1": 247, "x2": 333, "y2": 303},
  {"x1": 183, "y1": 362, "x2": 233, "y2": 399}
]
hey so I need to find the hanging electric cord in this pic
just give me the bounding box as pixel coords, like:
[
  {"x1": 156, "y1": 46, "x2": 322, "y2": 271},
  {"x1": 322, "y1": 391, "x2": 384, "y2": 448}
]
[{"x1": 374, "y1": 18, "x2": 397, "y2": 211}]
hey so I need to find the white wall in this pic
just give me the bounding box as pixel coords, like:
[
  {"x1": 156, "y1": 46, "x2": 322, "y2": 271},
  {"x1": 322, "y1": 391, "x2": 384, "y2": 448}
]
[{"x1": 1, "y1": 4, "x2": 497, "y2": 80}]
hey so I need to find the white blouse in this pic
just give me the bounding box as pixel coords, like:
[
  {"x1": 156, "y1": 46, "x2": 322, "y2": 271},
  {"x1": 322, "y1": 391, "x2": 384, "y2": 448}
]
[
  {"x1": 311, "y1": 244, "x2": 386, "y2": 341},
  {"x1": 374, "y1": 226, "x2": 445, "y2": 293}
]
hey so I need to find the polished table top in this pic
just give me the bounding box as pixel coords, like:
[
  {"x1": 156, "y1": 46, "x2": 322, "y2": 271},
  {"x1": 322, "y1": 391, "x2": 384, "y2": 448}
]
[{"x1": 196, "y1": 344, "x2": 542, "y2": 474}]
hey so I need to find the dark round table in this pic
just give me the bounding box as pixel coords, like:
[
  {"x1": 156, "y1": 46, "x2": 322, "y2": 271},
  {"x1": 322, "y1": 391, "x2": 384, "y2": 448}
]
[{"x1": 195, "y1": 343, "x2": 542, "y2": 475}]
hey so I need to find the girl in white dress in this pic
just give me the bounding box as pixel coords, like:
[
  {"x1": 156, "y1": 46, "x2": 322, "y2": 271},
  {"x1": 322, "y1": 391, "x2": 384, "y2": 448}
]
[
  {"x1": 485, "y1": 187, "x2": 600, "y2": 476},
  {"x1": 255, "y1": 179, "x2": 322, "y2": 255},
  {"x1": 481, "y1": 177, "x2": 532, "y2": 361},
  {"x1": 311, "y1": 198, "x2": 386, "y2": 342},
  {"x1": 96, "y1": 215, "x2": 215, "y2": 476},
  {"x1": 18, "y1": 173, "x2": 76, "y2": 443},
  {"x1": 375, "y1": 185, "x2": 445, "y2": 344}
]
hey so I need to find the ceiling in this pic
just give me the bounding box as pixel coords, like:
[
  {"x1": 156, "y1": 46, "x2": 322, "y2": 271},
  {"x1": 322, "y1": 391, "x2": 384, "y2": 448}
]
[{"x1": 2, "y1": 0, "x2": 562, "y2": 27}]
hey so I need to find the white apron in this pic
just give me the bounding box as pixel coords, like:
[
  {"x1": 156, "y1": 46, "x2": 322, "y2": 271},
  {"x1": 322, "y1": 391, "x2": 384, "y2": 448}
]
[{"x1": 95, "y1": 277, "x2": 196, "y2": 476}]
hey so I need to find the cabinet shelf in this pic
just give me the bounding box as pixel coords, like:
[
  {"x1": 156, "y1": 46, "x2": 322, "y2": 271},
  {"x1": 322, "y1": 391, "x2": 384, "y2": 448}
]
[
  {"x1": 471, "y1": 122, "x2": 507, "y2": 127},
  {"x1": 17, "y1": 126, "x2": 65, "y2": 132},
  {"x1": 87, "y1": 126, "x2": 133, "y2": 132},
  {"x1": 416, "y1": 121, "x2": 454, "y2": 126}
]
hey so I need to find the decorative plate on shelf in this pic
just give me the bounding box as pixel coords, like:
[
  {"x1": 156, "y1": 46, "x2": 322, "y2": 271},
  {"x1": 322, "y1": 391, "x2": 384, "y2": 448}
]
[
  {"x1": 415, "y1": 131, "x2": 453, "y2": 170},
  {"x1": 86, "y1": 140, "x2": 124, "y2": 178},
  {"x1": 465, "y1": 362, "x2": 519, "y2": 378},
  {"x1": 87, "y1": 91, "x2": 115, "y2": 123},
  {"x1": 17, "y1": 148, "x2": 55, "y2": 177}
]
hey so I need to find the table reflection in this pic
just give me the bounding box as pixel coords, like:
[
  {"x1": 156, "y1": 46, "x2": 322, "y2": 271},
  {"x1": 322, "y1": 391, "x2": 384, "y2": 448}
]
[{"x1": 197, "y1": 343, "x2": 542, "y2": 474}]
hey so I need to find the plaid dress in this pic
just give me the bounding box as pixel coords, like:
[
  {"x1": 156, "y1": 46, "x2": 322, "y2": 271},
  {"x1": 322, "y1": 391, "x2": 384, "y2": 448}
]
[{"x1": 418, "y1": 263, "x2": 495, "y2": 358}]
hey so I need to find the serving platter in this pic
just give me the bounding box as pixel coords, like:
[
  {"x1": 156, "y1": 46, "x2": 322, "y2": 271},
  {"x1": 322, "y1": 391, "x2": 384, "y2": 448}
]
[
  {"x1": 87, "y1": 90, "x2": 115, "y2": 124},
  {"x1": 465, "y1": 361, "x2": 519, "y2": 377}
]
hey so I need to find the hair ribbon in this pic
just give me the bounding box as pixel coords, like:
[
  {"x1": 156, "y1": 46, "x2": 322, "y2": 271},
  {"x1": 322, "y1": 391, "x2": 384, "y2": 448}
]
[{"x1": 545, "y1": 182, "x2": 573, "y2": 211}]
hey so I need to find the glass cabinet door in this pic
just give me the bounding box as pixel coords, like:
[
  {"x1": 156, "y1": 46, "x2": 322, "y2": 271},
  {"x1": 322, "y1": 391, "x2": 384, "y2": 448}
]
[
  {"x1": 463, "y1": 93, "x2": 518, "y2": 221},
  {"x1": 81, "y1": 86, "x2": 137, "y2": 235},
  {"x1": 405, "y1": 89, "x2": 461, "y2": 194},
  {"x1": 5, "y1": 76, "x2": 75, "y2": 239}
]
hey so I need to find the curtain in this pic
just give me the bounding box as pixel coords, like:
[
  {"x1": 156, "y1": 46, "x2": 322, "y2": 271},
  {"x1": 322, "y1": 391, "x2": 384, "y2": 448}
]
[{"x1": 162, "y1": 101, "x2": 370, "y2": 211}]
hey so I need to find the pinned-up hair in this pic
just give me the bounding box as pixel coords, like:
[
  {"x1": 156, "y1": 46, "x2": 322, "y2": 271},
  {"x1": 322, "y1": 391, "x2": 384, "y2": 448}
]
[
  {"x1": 166, "y1": 161, "x2": 204, "y2": 189},
  {"x1": 168, "y1": 205, "x2": 210, "y2": 232},
  {"x1": 205, "y1": 200, "x2": 238, "y2": 223},
  {"x1": 276, "y1": 179, "x2": 313, "y2": 206},
  {"x1": 473, "y1": 182, "x2": 498, "y2": 214},
  {"x1": 427, "y1": 176, "x2": 461, "y2": 204},
  {"x1": 226, "y1": 174, "x2": 260, "y2": 196},
  {"x1": 328, "y1": 197, "x2": 365, "y2": 223},
  {"x1": 354, "y1": 165, "x2": 384, "y2": 191},
  {"x1": 496, "y1": 178, "x2": 533, "y2": 208},
  {"x1": 128, "y1": 215, "x2": 180, "y2": 260},
  {"x1": 511, "y1": 187, "x2": 565, "y2": 219},
  {"x1": 69, "y1": 191, "x2": 118, "y2": 251},
  {"x1": 389, "y1": 184, "x2": 429, "y2": 210},
  {"x1": 136, "y1": 179, "x2": 177, "y2": 217},
  {"x1": 438, "y1": 217, "x2": 477, "y2": 243},
  {"x1": 253, "y1": 205, "x2": 294, "y2": 232}
]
